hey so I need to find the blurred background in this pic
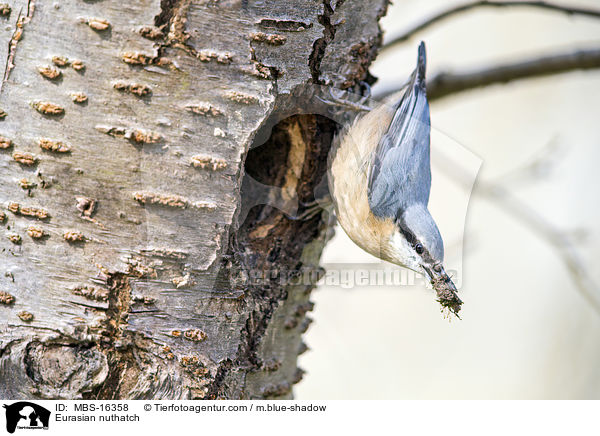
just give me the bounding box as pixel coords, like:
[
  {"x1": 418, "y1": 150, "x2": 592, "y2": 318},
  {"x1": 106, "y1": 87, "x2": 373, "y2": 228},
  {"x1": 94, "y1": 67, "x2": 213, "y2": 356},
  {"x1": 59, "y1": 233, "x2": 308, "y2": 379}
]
[{"x1": 296, "y1": 0, "x2": 600, "y2": 399}]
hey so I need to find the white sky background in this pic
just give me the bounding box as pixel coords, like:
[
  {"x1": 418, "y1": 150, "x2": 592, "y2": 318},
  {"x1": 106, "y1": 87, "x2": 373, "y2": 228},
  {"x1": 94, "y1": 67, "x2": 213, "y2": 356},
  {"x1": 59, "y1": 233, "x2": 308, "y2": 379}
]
[{"x1": 296, "y1": 0, "x2": 600, "y2": 399}]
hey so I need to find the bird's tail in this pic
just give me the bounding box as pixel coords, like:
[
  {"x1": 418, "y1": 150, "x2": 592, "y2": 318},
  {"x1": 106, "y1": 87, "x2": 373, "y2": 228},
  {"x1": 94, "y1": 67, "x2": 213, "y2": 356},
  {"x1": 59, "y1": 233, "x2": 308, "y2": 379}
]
[{"x1": 415, "y1": 41, "x2": 427, "y2": 89}]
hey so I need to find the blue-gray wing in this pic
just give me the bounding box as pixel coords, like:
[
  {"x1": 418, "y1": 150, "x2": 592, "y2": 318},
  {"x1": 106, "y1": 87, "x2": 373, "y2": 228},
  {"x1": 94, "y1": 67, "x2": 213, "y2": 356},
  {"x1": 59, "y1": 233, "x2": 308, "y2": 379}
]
[{"x1": 368, "y1": 42, "x2": 432, "y2": 219}]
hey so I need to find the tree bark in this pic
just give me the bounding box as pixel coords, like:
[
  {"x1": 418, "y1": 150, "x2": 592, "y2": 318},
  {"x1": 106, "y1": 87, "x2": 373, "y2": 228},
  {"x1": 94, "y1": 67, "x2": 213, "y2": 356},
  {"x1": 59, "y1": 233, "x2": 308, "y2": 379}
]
[{"x1": 0, "y1": 0, "x2": 387, "y2": 399}]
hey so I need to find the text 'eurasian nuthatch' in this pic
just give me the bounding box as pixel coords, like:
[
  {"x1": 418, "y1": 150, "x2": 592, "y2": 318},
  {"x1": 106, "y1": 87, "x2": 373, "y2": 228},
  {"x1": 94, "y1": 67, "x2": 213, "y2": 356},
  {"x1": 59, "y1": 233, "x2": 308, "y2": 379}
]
[{"x1": 328, "y1": 42, "x2": 462, "y2": 315}]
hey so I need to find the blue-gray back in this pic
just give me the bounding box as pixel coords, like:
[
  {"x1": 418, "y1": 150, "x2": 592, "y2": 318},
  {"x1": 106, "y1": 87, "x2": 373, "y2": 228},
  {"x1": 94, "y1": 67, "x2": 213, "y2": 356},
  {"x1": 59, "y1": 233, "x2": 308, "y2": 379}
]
[{"x1": 367, "y1": 43, "x2": 431, "y2": 220}]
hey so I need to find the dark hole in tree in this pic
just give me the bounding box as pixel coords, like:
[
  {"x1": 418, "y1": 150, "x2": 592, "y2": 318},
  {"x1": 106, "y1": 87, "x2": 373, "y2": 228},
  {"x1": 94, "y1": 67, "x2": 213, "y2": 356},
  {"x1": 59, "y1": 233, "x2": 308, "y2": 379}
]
[{"x1": 230, "y1": 113, "x2": 338, "y2": 274}]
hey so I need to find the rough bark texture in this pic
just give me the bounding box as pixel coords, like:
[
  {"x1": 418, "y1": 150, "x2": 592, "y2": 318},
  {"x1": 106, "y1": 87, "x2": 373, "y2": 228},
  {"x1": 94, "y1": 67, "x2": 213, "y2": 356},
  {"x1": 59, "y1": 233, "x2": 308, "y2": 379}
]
[{"x1": 0, "y1": 0, "x2": 387, "y2": 399}]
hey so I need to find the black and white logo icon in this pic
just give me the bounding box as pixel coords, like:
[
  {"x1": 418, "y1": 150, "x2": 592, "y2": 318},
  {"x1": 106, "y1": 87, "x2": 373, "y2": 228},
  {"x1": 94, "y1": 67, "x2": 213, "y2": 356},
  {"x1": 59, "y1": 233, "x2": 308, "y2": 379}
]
[{"x1": 2, "y1": 402, "x2": 50, "y2": 434}]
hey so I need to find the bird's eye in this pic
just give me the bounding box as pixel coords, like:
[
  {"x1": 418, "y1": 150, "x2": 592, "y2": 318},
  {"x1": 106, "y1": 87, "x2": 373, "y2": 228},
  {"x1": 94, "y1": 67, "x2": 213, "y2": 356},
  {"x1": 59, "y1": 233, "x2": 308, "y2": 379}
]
[{"x1": 415, "y1": 243, "x2": 424, "y2": 254}]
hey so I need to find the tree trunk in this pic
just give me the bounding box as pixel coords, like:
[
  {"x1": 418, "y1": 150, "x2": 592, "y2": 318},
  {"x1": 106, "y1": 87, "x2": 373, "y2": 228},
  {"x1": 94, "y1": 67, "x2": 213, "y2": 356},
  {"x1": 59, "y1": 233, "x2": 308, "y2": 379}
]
[{"x1": 0, "y1": 0, "x2": 387, "y2": 399}]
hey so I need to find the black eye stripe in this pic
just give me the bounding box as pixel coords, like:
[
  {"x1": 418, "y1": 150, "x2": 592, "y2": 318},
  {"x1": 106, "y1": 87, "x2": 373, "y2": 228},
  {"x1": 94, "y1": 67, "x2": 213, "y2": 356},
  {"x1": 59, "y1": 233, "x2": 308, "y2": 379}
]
[
  {"x1": 395, "y1": 214, "x2": 434, "y2": 262},
  {"x1": 398, "y1": 224, "x2": 417, "y2": 246}
]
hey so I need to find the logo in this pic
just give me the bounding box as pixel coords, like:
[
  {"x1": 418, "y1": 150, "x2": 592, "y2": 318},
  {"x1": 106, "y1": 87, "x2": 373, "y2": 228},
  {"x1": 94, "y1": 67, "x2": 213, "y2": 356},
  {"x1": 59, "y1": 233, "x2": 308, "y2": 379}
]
[{"x1": 2, "y1": 402, "x2": 50, "y2": 434}]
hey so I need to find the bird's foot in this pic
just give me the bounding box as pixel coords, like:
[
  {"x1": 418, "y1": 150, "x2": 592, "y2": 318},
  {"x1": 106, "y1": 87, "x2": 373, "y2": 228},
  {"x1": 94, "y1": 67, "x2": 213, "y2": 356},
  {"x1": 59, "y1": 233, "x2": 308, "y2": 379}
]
[
  {"x1": 316, "y1": 82, "x2": 372, "y2": 113},
  {"x1": 285, "y1": 195, "x2": 333, "y2": 221}
]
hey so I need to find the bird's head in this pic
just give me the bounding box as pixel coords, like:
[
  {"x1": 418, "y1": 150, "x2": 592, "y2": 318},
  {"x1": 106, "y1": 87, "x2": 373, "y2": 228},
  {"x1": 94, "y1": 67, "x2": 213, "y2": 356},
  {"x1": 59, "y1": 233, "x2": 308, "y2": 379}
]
[
  {"x1": 387, "y1": 203, "x2": 443, "y2": 271},
  {"x1": 385, "y1": 203, "x2": 462, "y2": 314}
]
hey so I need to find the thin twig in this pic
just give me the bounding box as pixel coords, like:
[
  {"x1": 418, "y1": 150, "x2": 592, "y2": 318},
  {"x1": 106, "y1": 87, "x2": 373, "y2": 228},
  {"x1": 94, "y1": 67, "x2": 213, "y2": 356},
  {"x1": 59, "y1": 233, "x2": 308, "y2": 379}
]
[
  {"x1": 382, "y1": 1, "x2": 600, "y2": 53},
  {"x1": 436, "y1": 143, "x2": 600, "y2": 316},
  {"x1": 375, "y1": 48, "x2": 600, "y2": 101},
  {"x1": 476, "y1": 181, "x2": 600, "y2": 315}
]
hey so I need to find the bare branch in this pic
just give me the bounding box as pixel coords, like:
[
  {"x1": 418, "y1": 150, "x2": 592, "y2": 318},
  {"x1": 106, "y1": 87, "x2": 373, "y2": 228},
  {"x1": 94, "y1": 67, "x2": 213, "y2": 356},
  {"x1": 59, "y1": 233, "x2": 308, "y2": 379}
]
[
  {"x1": 428, "y1": 48, "x2": 600, "y2": 100},
  {"x1": 375, "y1": 48, "x2": 600, "y2": 101},
  {"x1": 382, "y1": 1, "x2": 600, "y2": 53}
]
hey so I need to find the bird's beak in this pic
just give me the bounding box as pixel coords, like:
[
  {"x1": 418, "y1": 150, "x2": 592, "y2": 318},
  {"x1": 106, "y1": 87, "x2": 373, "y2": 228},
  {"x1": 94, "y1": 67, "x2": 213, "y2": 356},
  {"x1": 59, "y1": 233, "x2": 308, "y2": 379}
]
[{"x1": 422, "y1": 263, "x2": 463, "y2": 316}]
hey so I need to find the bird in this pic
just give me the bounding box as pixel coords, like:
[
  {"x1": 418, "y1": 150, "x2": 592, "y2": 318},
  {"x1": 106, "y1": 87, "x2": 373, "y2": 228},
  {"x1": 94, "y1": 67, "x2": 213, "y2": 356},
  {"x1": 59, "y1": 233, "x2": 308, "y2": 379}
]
[{"x1": 327, "y1": 42, "x2": 462, "y2": 315}]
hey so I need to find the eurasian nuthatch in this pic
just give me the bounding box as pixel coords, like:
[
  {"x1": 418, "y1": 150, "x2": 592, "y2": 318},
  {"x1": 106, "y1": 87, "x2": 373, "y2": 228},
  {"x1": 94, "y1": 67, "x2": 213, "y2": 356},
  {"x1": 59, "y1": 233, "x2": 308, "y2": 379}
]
[{"x1": 328, "y1": 42, "x2": 462, "y2": 314}]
